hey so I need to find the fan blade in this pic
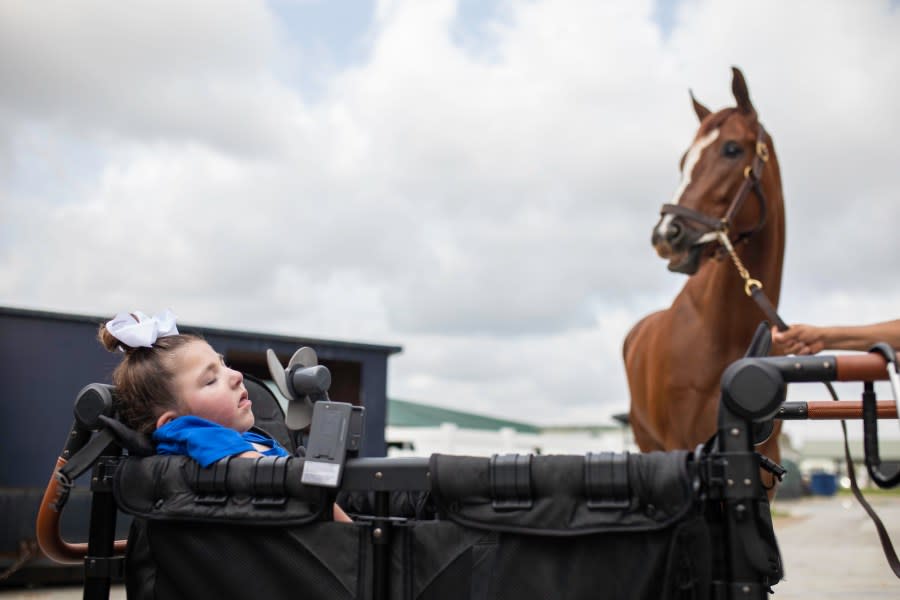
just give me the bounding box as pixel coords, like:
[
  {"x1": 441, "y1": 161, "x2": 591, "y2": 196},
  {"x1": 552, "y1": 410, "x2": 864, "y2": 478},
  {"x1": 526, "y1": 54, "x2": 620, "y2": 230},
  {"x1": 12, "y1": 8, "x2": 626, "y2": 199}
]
[
  {"x1": 288, "y1": 347, "x2": 318, "y2": 369},
  {"x1": 270, "y1": 347, "x2": 319, "y2": 429},
  {"x1": 266, "y1": 349, "x2": 293, "y2": 399},
  {"x1": 285, "y1": 397, "x2": 314, "y2": 430}
]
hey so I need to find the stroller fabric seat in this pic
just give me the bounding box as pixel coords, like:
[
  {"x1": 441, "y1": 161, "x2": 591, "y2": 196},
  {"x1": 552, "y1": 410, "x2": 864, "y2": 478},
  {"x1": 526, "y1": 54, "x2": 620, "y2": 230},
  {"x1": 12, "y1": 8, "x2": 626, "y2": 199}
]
[{"x1": 112, "y1": 451, "x2": 718, "y2": 600}]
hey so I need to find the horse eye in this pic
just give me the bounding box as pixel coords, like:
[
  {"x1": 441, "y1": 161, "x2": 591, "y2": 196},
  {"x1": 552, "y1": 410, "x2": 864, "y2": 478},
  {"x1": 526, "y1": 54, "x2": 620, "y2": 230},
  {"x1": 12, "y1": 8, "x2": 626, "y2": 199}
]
[{"x1": 722, "y1": 141, "x2": 743, "y2": 158}]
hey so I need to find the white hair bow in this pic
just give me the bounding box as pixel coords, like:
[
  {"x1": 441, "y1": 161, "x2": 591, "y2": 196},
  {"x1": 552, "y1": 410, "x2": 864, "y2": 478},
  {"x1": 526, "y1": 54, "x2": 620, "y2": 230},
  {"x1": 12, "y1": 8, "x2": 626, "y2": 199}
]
[{"x1": 105, "y1": 310, "x2": 179, "y2": 349}]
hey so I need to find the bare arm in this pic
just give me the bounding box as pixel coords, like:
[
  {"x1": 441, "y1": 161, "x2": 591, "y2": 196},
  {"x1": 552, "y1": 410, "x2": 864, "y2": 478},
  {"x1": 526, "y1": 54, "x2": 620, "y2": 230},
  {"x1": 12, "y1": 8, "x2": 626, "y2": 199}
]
[
  {"x1": 333, "y1": 504, "x2": 353, "y2": 522},
  {"x1": 771, "y1": 319, "x2": 900, "y2": 355}
]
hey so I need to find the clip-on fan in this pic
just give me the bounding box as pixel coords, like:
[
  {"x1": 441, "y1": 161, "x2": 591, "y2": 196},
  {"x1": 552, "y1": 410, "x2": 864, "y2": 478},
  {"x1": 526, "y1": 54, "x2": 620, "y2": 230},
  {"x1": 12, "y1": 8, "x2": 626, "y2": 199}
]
[
  {"x1": 266, "y1": 347, "x2": 365, "y2": 488},
  {"x1": 266, "y1": 347, "x2": 331, "y2": 430}
]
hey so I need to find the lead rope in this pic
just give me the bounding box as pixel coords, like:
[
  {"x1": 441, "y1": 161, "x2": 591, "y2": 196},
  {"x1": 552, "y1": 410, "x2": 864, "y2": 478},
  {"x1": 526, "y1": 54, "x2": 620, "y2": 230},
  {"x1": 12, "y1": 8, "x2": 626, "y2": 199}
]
[
  {"x1": 717, "y1": 230, "x2": 759, "y2": 297},
  {"x1": 831, "y1": 380, "x2": 900, "y2": 578},
  {"x1": 716, "y1": 230, "x2": 787, "y2": 331}
]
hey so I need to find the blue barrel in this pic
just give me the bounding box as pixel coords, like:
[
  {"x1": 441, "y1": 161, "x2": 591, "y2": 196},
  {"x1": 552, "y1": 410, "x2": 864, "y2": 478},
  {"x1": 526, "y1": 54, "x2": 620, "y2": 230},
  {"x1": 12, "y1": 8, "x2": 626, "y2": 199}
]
[{"x1": 809, "y1": 472, "x2": 838, "y2": 496}]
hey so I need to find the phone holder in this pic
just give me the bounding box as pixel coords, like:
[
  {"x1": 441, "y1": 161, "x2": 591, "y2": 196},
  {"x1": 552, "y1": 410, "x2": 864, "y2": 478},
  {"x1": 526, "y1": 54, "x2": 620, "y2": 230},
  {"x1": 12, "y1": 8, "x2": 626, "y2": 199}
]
[{"x1": 301, "y1": 401, "x2": 365, "y2": 488}]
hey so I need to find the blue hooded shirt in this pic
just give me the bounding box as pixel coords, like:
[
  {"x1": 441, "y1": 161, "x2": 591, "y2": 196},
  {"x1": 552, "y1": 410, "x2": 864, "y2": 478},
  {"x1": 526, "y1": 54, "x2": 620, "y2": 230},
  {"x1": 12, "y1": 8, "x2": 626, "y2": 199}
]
[{"x1": 153, "y1": 415, "x2": 289, "y2": 468}]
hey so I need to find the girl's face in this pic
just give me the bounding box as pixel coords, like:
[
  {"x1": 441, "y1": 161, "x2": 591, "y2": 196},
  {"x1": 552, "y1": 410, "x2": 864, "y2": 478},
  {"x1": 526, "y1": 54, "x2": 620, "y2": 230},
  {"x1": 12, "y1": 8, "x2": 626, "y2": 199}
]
[{"x1": 169, "y1": 340, "x2": 254, "y2": 432}]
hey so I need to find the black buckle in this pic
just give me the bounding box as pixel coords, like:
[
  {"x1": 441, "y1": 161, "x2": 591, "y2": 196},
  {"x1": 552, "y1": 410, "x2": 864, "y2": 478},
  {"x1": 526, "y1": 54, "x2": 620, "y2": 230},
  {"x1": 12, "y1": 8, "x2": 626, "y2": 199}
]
[
  {"x1": 252, "y1": 456, "x2": 289, "y2": 507},
  {"x1": 756, "y1": 453, "x2": 786, "y2": 481},
  {"x1": 584, "y1": 452, "x2": 630, "y2": 509},
  {"x1": 90, "y1": 457, "x2": 120, "y2": 493},
  {"x1": 490, "y1": 454, "x2": 532, "y2": 511},
  {"x1": 193, "y1": 458, "x2": 230, "y2": 505}
]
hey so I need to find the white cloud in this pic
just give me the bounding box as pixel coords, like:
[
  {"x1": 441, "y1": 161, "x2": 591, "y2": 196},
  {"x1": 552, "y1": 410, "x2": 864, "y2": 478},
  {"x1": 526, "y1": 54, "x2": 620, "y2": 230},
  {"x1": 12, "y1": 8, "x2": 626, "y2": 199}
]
[{"x1": 1, "y1": 0, "x2": 898, "y2": 435}]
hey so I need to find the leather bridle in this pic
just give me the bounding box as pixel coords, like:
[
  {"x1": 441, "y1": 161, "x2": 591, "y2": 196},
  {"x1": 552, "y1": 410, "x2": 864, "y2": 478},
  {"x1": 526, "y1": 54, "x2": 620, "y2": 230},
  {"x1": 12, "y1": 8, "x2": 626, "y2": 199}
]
[
  {"x1": 658, "y1": 122, "x2": 787, "y2": 330},
  {"x1": 659, "y1": 123, "x2": 771, "y2": 248}
]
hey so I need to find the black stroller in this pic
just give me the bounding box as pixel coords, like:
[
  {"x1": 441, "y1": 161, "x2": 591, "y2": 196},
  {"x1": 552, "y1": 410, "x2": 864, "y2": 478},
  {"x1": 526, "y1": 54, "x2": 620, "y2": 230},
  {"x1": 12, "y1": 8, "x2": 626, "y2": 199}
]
[{"x1": 35, "y1": 333, "x2": 900, "y2": 599}]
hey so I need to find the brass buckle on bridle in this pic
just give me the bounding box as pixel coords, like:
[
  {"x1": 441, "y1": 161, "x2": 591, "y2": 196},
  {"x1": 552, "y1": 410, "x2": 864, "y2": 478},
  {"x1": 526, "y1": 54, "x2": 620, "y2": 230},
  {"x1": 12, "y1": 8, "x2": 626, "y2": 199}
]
[
  {"x1": 743, "y1": 141, "x2": 769, "y2": 180},
  {"x1": 743, "y1": 277, "x2": 762, "y2": 297}
]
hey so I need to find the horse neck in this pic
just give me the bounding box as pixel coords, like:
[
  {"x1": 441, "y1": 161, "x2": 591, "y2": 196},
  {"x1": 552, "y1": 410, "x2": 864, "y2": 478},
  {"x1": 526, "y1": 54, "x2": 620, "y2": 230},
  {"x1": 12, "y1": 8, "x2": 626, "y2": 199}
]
[{"x1": 682, "y1": 155, "x2": 785, "y2": 345}]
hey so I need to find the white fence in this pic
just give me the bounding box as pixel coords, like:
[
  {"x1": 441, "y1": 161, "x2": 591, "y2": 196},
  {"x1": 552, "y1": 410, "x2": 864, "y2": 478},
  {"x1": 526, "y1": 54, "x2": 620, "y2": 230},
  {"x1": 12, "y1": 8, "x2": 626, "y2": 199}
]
[{"x1": 386, "y1": 423, "x2": 635, "y2": 457}]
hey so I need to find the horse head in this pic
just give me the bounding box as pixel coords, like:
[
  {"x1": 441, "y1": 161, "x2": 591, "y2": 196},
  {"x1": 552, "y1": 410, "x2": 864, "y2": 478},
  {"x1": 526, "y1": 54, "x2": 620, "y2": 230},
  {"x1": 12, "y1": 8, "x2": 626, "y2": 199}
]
[{"x1": 652, "y1": 67, "x2": 772, "y2": 275}]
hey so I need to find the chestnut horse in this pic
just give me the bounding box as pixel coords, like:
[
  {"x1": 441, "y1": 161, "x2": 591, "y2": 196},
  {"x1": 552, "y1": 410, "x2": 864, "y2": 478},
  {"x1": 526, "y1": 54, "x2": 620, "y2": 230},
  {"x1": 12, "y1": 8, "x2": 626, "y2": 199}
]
[{"x1": 623, "y1": 67, "x2": 785, "y2": 478}]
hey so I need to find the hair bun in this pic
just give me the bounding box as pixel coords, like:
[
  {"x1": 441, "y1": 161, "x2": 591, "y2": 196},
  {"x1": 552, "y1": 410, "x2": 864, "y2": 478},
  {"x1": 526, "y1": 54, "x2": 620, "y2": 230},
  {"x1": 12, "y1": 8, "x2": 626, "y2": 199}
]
[{"x1": 98, "y1": 323, "x2": 133, "y2": 353}]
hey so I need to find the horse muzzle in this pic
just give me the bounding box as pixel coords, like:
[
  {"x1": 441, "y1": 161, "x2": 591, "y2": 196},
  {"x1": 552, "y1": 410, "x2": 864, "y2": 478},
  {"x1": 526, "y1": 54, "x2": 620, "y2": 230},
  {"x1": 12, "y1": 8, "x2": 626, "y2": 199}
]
[{"x1": 651, "y1": 215, "x2": 710, "y2": 275}]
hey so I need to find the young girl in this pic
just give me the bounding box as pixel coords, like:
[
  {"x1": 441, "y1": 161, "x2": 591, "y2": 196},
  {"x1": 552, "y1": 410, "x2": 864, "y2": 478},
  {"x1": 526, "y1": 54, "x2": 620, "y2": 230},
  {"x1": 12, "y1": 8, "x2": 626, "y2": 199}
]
[{"x1": 100, "y1": 310, "x2": 351, "y2": 521}]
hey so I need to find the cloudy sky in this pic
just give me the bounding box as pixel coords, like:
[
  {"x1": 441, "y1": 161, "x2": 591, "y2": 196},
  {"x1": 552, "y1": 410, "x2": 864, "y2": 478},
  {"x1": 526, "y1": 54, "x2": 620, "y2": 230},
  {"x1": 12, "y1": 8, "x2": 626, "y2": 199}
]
[{"x1": 1, "y1": 0, "x2": 898, "y2": 443}]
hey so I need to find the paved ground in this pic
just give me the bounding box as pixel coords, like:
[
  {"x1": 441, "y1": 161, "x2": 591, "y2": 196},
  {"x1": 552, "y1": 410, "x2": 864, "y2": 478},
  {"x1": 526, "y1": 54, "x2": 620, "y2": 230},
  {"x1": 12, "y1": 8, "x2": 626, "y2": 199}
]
[
  {"x1": 0, "y1": 587, "x2": 124, "y2": 600},
  {"x1": 1, "y1": 493, "x2": 897, "y2": 598},
  {"x1": 771, "y1": 494, "x2": 900, "y2": 598}
]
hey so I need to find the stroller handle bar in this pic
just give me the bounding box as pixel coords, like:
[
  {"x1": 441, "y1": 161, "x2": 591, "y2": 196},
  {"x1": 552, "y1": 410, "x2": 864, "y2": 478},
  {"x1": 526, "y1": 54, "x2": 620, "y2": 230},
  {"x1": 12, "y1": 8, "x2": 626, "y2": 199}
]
[
  {"x1": 760, "y1": 353, "x2": 889, "y2": 383},
  {"x1": 36, "y1": 456, "x2": 127, "y2": 564}
]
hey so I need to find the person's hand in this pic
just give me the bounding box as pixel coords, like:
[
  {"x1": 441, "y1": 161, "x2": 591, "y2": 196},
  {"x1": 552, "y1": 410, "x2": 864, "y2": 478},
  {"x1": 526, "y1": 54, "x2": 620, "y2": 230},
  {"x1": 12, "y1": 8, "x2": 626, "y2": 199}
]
[{"x1": 770, "y1": 324, "x2": 826, "y2": 356}]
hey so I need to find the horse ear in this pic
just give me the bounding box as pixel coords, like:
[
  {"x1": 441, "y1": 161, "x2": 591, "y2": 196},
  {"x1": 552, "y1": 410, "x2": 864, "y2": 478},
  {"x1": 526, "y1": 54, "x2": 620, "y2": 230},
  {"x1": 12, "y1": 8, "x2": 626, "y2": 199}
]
[
  {"x1": 731, "y1": 66, "x2": 756, "y2": 115},
  {"x1": 690, "y1": 89, "x2": 711, "y2": 122}
]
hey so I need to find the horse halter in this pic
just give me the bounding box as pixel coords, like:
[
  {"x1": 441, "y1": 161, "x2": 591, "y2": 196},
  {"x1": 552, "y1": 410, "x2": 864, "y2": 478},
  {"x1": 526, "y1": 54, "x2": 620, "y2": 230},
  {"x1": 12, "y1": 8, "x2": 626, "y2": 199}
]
[
  {"x1": 659, "y1": 123, "x2": 785, "y2": 329},
  {"x1": 659, "y1": 122, "x2": 771, "y2": 256}
]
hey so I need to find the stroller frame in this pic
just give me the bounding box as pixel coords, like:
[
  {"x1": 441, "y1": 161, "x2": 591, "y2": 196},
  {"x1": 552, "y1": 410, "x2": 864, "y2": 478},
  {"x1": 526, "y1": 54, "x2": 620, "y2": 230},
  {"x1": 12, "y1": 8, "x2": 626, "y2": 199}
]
[{"x1": 36, "y1": 350, "x2": 897, "y2": 600}]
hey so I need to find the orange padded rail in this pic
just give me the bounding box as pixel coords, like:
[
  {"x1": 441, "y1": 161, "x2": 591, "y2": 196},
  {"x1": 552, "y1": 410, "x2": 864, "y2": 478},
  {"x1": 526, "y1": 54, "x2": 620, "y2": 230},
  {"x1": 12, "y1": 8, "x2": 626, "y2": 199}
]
[
  {"x1": 835, "y1": 354, "x2": 890, "y2": 382},
  {"x1": 36, "y1": 456, "x2": 127, "y2": 564},
  {"x1": 806, "y1": 400, "x2": 897, "y2": 420}
]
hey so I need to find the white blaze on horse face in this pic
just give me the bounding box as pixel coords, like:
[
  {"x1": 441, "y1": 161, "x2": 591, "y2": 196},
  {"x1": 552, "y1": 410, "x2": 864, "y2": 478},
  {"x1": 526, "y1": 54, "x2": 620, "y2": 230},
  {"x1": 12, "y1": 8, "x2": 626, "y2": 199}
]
[{"x1": 656, "y1": 128, "x2": 721, "y2": 240}]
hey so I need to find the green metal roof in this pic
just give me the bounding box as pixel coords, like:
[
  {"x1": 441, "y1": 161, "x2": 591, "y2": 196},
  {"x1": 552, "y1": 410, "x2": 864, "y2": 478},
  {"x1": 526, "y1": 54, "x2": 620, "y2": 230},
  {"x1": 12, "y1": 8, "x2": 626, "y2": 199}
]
[{"x1": 388, "y1": 399, "x2": 541, "y2": 434}]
